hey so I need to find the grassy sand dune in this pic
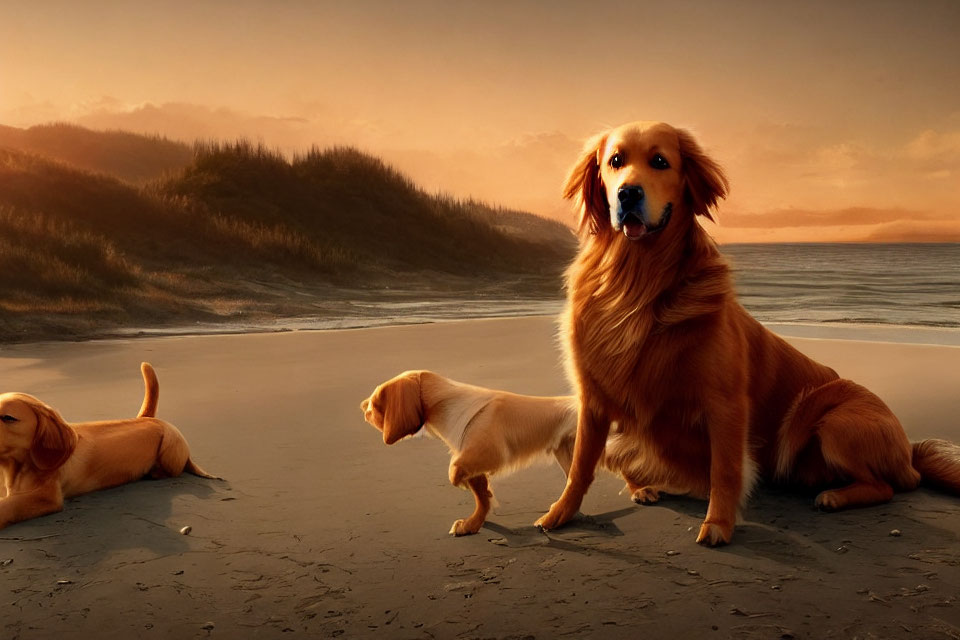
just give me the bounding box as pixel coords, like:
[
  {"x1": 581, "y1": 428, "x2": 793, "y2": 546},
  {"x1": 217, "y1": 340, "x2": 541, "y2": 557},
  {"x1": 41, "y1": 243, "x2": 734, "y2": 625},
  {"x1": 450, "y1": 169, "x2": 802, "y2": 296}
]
[{"x1": 0, "y1": 127, "x2": 575, "y2": 342}]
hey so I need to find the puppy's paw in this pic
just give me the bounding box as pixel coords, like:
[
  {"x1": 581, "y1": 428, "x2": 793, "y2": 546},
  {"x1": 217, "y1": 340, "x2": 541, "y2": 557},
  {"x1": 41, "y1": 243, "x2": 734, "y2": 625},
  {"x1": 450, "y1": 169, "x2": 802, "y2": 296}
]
[
  {"x1": 696, "y1": 520, "x2": 733, "y2": 546},
  {"x1": 631, "y1": 486, "x2": 660, "y2": 505},
  {"x1": 449, "y1": 518, "x2": 481, "y2": 536},
  {"x1": 535, "y1": 500, "x2": 577, "y2": 531}
]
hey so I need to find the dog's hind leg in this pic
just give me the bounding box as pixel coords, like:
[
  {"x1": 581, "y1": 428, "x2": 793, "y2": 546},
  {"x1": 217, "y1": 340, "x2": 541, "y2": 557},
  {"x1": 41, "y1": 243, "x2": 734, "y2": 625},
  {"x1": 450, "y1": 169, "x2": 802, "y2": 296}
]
[
  {"x1": 816, "y1": 480, "x2": 894, "y2": 511},
  {"x1": 152, "y1": 423, "x2": 219, "y2": 480},
  {"x1": 814, "y1": 410, "x2": 914, "y2": 510},
  {"x1": 784, "y1": 379, "x2": 920, "y2": 510},
  {"x1": 449, "y1": 475, "x2": 492, "y2": 536}
]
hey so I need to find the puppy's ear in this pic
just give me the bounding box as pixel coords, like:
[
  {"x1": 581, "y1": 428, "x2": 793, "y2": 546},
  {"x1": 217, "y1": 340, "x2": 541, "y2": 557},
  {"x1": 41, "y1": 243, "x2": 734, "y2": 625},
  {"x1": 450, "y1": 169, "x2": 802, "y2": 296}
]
[
  {"x1": 677, "y1": 128, "x2": 729, "y2": 222},
  {"x1": 29, "y1": 402, "x2": 78, "y2": 471},
  {"x1": 380, "y1": 373, "x2": 423, "y2": 445},
  {"x1": 562, "y1": 131, "x2": 609, "y2": 236}
]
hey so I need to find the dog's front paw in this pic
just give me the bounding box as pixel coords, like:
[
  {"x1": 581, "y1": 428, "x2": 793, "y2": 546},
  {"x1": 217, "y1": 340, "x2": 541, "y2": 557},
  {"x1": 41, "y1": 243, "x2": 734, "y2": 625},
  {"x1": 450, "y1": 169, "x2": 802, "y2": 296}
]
[
  {"x1": 814, "y1": 490, "x2": 842, "y2": 511},
  {"x1": 535, "y1": 500, "x2": 577, "y2": 531},
  {"x1": 696, "y1": 520, "x2": 733, "y2": 546},
  {"x1": 631, "y1": 486, "x2": 660, "y2": 505},
  {"x1": 449, "y1": 518, "x2": 482, "y2": 536}
]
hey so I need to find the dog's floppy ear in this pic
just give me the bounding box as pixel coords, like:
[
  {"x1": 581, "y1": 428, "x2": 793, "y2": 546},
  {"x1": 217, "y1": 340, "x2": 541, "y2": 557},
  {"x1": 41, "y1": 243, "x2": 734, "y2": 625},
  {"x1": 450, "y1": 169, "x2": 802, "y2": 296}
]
[
  {"x1": 380, "y1": 372, "x2": 423, "y2": 445},
  {"x1": 29, "y1": 401, "x2": 78, "y2": 471},
  {"x1": 677, "y1": 128, "x2": 729, "y2": 222},
  {"x1": 562, "y1": 131, "x2": 609, "y2": 236}
]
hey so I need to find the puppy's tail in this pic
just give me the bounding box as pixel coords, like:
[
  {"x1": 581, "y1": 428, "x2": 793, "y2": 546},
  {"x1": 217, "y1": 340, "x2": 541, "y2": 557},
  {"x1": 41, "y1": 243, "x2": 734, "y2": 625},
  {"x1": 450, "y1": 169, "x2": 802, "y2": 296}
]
[
  {"x1": 138, "y1": 362, "x2": 160, "y2": 418},
  {"x1": 912, "y1": 439, "x2": 960, "y2": 495},
  {"x1": 185, "y1": 458, "x2": 221, "y2": 480}
]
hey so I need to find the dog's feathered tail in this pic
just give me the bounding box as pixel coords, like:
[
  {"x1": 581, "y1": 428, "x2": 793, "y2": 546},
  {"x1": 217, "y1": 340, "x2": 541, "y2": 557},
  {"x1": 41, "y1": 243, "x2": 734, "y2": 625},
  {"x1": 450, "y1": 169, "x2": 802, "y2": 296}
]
[
  {"x1": 912, "y1": 439, "x2": 960, "y2": 494},
  {"x1": 138, "y1": 362, "x2": 160, "y2": 418}
]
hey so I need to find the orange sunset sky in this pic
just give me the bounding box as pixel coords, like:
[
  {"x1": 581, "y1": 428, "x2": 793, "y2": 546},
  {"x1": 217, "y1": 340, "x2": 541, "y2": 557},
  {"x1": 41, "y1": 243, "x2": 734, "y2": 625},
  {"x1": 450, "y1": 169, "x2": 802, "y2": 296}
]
[{"x1": 2, "y1": 0, "x2": 959, "y2": 242}]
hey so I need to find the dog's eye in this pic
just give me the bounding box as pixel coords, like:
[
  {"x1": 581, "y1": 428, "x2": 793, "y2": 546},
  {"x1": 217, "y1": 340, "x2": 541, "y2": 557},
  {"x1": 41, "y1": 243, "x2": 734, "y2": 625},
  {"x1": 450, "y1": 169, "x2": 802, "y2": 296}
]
[
  {"x1": 0, "y1": 414, "x2": 18, "y2": 424},
  {"x1": 609, "y1": 153, "x2": 624, "y2": 169},
  {"x1": 649, "y1": 154, "x2": 670, "y2": 170}
]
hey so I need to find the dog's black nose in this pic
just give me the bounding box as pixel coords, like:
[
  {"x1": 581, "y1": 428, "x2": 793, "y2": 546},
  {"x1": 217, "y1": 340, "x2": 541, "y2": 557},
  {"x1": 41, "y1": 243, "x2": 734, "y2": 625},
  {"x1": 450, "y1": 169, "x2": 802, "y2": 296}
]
[{"x1": 617, "y1": 185, "x2": 644, "y2": 212}]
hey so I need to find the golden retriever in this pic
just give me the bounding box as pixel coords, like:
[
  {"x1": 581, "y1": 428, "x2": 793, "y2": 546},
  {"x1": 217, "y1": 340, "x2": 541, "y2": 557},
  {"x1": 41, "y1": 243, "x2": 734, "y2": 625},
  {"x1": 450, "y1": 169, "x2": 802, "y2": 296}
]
[
  {"x1": 535, "y1": 121, "x2": 960, "y2": 545},
  {"x1": 361, "y1": 370, "x2": 578, "y2": 535},
  {"x1": 0, "y1": 362, "x2": 217, "y2": 529}
]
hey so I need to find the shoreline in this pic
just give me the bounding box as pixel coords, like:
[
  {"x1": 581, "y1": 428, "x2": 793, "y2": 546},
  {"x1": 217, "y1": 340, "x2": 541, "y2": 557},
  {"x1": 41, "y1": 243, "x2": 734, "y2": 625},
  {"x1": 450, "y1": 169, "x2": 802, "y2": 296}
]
[
  {"x1": 4, "y1": 309, "x2": 959, "y2": 349},
  {"x1": 762, "y1": 321, "x2": 960, "y2": 347}
]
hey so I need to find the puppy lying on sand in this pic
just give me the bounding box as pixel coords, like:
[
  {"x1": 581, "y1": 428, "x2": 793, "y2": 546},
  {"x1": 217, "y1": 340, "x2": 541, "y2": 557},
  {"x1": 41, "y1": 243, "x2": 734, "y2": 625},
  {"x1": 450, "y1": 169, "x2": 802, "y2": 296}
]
[
  {"x1": 0, "y1": 363, "x2": 217, "y2": 529},
  {"x1": 361, "y1": 370, "x2": 578, "y2": 535}
]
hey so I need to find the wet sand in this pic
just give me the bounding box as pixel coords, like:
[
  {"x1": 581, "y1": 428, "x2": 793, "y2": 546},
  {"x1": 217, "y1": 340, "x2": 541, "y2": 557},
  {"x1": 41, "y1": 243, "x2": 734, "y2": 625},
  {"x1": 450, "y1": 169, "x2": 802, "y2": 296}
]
[{"x1": 1, "y1": 316, "x2": 958, "y2": 639}]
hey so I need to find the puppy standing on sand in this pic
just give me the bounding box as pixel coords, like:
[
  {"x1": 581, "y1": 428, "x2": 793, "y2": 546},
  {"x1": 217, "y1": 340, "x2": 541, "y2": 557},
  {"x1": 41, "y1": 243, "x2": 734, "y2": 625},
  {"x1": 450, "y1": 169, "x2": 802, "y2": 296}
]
[
  {"x1": 535, "y1": 121, "x2": 960, "y2": 545},
  {"x1": 361, "y1": 370, "x2": 577, "y2": 535},
  {"x1": 0, "y1": 362, "x2": 217, "y2": 529}
]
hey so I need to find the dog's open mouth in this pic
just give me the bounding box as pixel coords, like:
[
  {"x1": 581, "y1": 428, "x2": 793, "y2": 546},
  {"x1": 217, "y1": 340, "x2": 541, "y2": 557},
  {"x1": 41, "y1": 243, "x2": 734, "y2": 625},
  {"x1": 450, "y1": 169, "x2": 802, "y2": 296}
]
[{"x1": 621, "y1": 204, "x2": 672, "y2": 240}]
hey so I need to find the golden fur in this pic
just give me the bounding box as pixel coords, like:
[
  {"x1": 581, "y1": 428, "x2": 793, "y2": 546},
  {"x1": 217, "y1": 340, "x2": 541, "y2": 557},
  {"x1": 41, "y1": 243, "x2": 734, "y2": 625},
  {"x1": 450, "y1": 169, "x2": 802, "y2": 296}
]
[
  {"x1": 361, "y1": 370, "x2": 578, "y2": 535},
  {"x1": 0, "y1": 363, "x2": 217, "y2": 529},
  {"x1": 535, "y1": 121, "x2": 960, "y2": 545}
]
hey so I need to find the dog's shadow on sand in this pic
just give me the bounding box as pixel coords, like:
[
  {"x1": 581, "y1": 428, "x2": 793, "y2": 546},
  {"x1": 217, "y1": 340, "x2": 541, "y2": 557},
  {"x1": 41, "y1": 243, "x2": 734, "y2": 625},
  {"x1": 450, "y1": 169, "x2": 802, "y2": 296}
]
[
  {"x1": 725, "y1": 486, "x2": 960, "y2": 569},
  {"x1": 485, "y1": 507, "x2": 635, "y2": 543},
  {"x1": 1, "y1": 476, "x2": 229, "y2": 567},
  {"x1": 481, "y1": 507, "x2": 653, "y2": 564},
  {"x1": 480, "y1": 486, "x2": 960, "y2": 571}
]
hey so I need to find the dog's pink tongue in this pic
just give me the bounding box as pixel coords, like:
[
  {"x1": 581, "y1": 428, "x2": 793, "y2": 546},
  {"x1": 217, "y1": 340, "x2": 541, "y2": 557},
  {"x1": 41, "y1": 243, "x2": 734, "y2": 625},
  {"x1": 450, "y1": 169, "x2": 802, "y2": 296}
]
[{"x1": 623, "y1": 219, "x2": 646, "y2": 239}]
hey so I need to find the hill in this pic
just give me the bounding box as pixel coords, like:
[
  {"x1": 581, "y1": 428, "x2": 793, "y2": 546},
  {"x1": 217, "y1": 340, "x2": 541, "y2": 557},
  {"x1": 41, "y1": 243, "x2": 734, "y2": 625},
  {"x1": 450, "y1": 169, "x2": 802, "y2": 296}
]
[
  {"x1": 0, "y1": 122, "x2": 193, "y2": 184},
  {"x1": 0, "y1": 136, "x2": 575, "y2": 342},
  {"x1": 160, "y1": 141, "x2": 573, "y2": 276}
]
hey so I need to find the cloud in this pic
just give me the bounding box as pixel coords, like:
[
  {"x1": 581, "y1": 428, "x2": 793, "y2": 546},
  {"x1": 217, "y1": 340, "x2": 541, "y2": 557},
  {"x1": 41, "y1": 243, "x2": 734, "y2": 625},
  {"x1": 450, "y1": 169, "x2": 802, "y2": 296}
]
[
  {"x1": 64, "y1": 99, "x2": 406, "y2": 155},
  {"x1": 811, "y1": 143, "x2": 867, "y2": 172},
  {"x1": 866, "y1": 220, "x2": 960, "y2": 243},
  {"x1": 0, "y1": 94, "x2": 61, "y2": 126},
  {"x1": 715, "y1": 120, "x2": 960, "y2": 219},
  {"x1": 74, "y1": 101, "x2": 325, "y2": 148},
  {"x1": 705, "y1": 207, "x2": 960, "y2": 243},
  {"x1": 706, "y1": 218, "x2": 960, "y2": 244},
  {"x1": 905, "y1": 128, "x2": 960, "y2": 162},
  {"x1": 720, "y1": 206, "x2": 951, "y2": 229}
]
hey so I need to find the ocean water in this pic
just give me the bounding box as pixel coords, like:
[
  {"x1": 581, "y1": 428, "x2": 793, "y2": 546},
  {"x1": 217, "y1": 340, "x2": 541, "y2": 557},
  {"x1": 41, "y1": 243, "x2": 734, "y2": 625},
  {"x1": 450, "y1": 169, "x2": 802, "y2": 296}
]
[
  {"x1": 722, "y1": 243, "x2": 960, "y2": 328},
  {"x1": 114, "y1": 243, "x2": 959, "y2": 343}
]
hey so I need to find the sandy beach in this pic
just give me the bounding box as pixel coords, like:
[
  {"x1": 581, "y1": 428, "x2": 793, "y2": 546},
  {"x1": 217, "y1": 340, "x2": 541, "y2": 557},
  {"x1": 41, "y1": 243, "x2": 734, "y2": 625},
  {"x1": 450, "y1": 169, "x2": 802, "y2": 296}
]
[{"x1": 1, "y1": 316, "x2": 959, "y2": 639}]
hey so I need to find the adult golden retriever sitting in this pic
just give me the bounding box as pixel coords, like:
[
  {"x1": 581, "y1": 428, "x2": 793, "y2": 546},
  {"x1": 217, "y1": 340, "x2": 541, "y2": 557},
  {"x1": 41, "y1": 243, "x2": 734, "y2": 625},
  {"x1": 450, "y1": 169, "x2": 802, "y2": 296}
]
[
  {"x1": 0, "y1": 363, "x2": 217, "y2": 529},
  {"x1": 534, "y1": 121, "x2": 960, "y2": 545}
]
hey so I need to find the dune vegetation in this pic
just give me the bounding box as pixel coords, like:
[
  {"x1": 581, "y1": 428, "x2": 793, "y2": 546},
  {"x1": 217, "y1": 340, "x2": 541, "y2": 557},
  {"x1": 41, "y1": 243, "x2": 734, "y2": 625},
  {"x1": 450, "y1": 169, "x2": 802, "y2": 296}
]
[{"x1": 0, "y1": 126, "x2": 575, "y2": 342}]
